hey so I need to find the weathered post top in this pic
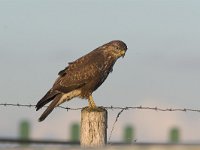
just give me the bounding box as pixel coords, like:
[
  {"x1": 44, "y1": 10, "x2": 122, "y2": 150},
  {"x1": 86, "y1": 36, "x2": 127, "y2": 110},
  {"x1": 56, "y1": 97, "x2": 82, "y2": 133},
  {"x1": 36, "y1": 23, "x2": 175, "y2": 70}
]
[{"x1": 80, "y1": 107, "x2": 107, "y2": 148}]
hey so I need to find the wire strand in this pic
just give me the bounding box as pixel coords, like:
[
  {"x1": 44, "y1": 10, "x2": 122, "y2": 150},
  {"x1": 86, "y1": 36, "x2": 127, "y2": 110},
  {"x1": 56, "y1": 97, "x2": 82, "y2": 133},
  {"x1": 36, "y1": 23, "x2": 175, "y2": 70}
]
[{"x1": 1, "y1": 103, "x2": 199, "y2": 142}]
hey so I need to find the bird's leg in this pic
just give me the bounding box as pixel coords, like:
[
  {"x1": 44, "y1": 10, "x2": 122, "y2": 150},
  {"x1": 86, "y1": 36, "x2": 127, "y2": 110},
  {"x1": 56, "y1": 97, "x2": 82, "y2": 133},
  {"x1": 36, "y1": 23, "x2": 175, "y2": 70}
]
[{"x1": 88, "y1": 95, "x2": 97, "y2": 108}]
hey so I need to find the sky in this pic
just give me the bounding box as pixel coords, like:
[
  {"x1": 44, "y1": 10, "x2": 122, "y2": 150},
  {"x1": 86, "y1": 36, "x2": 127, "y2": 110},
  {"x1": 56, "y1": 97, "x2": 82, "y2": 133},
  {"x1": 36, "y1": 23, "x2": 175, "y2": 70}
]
[{"x1": 0, "y1": 0, "x2": 200, "y2": 143}]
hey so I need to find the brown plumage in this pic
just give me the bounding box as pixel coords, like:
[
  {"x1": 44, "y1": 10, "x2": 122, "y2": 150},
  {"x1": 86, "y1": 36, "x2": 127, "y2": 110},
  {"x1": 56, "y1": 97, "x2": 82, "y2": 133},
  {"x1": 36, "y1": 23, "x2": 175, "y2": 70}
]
[{"x1": 36, "y1": 40, "x2": 127, "y2": 121}]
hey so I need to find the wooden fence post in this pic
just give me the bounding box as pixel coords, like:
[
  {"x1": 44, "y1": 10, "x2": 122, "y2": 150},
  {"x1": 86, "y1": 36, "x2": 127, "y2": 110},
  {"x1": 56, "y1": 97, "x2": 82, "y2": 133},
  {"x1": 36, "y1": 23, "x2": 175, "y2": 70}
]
[{"x1": 80, "y1": 107, "x2": 107, "y2": 147}]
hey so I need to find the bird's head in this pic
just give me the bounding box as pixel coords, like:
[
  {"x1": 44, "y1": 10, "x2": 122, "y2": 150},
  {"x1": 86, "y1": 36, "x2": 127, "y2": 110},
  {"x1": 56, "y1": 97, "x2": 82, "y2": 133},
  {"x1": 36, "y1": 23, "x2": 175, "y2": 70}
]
[{"x1": 103, "y1": 40, "x2": 128, "y2": 58}]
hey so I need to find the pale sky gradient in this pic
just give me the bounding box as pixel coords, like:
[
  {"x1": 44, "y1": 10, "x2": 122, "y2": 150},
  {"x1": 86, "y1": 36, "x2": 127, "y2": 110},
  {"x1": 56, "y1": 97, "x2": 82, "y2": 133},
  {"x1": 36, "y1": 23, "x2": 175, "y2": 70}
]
[{"x1": 0, "y1": 0, "x2": 200, "y2": 143}]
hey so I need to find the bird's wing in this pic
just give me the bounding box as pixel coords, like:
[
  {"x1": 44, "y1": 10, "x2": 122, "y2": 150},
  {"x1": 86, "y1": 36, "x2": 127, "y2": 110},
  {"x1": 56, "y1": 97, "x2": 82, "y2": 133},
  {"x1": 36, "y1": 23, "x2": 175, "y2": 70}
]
[
  {"x1": 36, "y1": 65, "x2": 87, "y2": 111},
  {"x1": 36, "y1": 50, "x2": 104, "y2": 111},
  {"x1": 52, "y1": 50, "x2": 104, "y2": 93},
  {"x1": 58, "y1": 66, "x2": 69, "y2": 76}
]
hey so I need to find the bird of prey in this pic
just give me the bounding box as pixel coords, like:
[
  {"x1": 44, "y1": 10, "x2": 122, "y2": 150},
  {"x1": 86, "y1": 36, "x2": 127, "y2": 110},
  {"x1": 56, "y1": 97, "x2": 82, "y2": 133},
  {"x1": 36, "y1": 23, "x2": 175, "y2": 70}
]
[{"x1": 36, "y1": 40, "x2": 127, "y2": 122}]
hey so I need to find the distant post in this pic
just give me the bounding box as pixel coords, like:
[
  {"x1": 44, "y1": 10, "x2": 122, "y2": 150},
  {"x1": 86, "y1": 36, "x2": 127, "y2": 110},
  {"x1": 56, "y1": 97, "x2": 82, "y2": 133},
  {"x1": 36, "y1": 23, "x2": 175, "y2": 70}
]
[
  {"x1": 70, "y1": 123, "x2": 80, "y2": 142},
  {"x1": 169, "y1": 127, "x2": 180, "y2": 143},
  {"x1": 80, "y1": 107, "x2": 107, "y2": 147},
  {"x1": 19, "y1": 120, "x2": 30, "y2": 140},
  {"x1": 123, "y1": 125, "x2": 134, "y2": 143},
  {"x1": 19, "y1": 120, "x2": 30, "y2": 145}
]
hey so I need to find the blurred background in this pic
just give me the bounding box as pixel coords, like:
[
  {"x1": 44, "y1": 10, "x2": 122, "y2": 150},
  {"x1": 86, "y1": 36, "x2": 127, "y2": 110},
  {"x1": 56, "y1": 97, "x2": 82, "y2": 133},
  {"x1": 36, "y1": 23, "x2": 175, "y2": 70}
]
[{"x1": 0, "y1": 0, "x2": 200, "y2": 145}]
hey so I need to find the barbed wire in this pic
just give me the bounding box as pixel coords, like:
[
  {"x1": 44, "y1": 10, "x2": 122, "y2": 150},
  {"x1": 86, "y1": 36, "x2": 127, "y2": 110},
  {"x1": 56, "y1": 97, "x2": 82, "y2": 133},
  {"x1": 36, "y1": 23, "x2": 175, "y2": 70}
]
[
  {"x1": 109, "y1": 108, "x2": 125, "y2": 141},
  {"x1": 1, "y1": 103, "x2": 200, "y2": 112},
  {"x1": 1, "y1": 103, "x2": 200, "y2": 142}
]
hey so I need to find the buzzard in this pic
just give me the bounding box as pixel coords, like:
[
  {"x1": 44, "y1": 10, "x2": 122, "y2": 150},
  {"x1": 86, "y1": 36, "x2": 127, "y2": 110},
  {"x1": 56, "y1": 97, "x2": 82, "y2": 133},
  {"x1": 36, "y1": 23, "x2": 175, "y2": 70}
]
[{"x1": 36, "y1": 40, "x2": 127, "y2": 121}]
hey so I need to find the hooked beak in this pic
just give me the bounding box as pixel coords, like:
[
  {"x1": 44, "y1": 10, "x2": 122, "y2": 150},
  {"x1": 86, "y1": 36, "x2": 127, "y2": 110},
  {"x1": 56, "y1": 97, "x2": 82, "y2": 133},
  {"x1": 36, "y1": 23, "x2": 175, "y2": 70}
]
[{"x1": 120, "y1": 50, "x2": 126, "y2": 58}]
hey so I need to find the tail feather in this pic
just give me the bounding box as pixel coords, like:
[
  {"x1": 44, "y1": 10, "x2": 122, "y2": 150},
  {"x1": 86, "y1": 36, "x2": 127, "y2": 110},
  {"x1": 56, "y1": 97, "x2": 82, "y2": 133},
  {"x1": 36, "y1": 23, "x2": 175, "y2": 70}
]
[
  {"x1": 38, "y1": 94, "x2": 62, "y2": 122},
  {"x1": 36, "y1": 90, "x2": 59, "y2": 111}
]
